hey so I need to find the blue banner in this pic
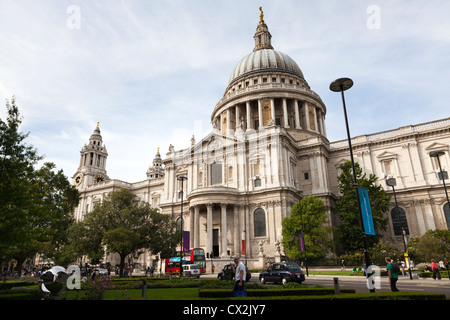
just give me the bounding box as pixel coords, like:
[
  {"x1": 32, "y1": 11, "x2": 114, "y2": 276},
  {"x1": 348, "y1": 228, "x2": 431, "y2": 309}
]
[{"x1": 358, "y1": 187, "x2": 375, "y2": 235}]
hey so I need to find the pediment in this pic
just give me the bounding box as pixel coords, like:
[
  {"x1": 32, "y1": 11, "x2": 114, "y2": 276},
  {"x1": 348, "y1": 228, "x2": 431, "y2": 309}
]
[
  {"x1": 377, "y1": 151, "x2": 397, "y2": 160},
  {"x1": 334, "y1": 158, "x2": 349, "y2": 168},
  {"x1": 425, "y1": 142, "x2": 449, "y2": 152}
]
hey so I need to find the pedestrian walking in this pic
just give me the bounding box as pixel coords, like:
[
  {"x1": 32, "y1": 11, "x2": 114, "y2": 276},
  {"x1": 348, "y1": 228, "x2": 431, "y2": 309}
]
[
  {"x1": 232, "y1": 256, "x2": 246, "y2": 294},
  {"x1": 340, "y1": 259, "x2": 345, "y2": 271},
  {"x1": 385, "y1": 257, "x2": 399, "y2": 292},
  {"x1": 431, "y1": 259, "x2": 441, "y2": 280}
]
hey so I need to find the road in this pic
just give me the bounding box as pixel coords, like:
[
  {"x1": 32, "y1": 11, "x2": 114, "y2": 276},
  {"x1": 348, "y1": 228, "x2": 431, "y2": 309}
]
[
  {"x1": 301, "y1": 275, "x2": 450, "y2": 298},
  {"x1": 203, "y1": 271, "x2": 450, "y2": 298}
]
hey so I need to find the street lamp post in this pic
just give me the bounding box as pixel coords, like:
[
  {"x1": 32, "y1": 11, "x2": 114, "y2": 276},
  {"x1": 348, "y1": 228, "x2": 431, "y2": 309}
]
[
  {"x1": 330, "y1": 78, "x2": 373, "y2": 291},
  {"x1": 385, "y1": 177, "x2": 413, "y2": 280},
  {"x1": 429, "y1": 151, "x2": 450, "y2": 215},
  {"x1": 429, "y1": 151, "x2": 450, "y2": 279},
  {"x1": 178, "y1": 176, "x2": 188, "y2": 277}
]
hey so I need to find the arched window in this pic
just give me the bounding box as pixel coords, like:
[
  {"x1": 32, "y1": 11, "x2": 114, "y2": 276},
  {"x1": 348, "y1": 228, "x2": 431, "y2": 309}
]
[
  {"x1": 444, "y1": 203, "x2": 450, "y2": 230},
  {"x1": 254, "y1": 208, "x2": 266, "y2": 237},
  {"x1": 176, "y1": 217, "x2": 184, "y2": 233},
  {"x1": 391, "y1": 207, "x2": 409, "y2": 236}
]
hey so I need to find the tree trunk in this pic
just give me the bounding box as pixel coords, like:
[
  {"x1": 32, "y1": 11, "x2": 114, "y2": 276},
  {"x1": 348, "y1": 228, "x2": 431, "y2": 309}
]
[{"x1": 119, "y1": 253, "x2": 125, "y2": 277}]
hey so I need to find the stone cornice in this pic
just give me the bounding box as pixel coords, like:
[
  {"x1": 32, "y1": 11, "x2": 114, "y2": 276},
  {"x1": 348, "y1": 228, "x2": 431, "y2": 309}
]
[{"x1": 329, "y1": 117, "x2": 450, "y2": 153}]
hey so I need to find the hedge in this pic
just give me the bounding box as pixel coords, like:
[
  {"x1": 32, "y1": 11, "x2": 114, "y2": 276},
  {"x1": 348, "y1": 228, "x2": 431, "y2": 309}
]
[
  {"x1": 419, "y1": 272, "x2": 449, "y2": 279},
  {"x1": 199, "y1": 288, "x2": 356, "y2": 298},
  {"x1": 0, "y1": 281, "x2": 36, "y2": 290},
  {"x1": 199, "y1": 289, "x2": 445, "y2": 300},
  {"x1": 0, "y1": 289, "x2": 42, "y2": 300}
]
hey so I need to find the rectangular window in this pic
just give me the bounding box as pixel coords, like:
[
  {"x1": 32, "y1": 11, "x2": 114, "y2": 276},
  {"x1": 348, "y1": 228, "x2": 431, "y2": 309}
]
[
  {"x1": 210, "y1": 162, "x2": 222, "y2": 185},
  {"x1": 384, "y1": 160, "x2": 392, "y2": 175},
  {"x1": 304, "y1": 172, "x2": 309, "y2": 180}
]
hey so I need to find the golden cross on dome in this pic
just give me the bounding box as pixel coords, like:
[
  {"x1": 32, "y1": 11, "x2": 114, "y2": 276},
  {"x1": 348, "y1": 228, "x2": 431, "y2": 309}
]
[
  {"x1": 96, "y1": 121, "x2": 99, "y2": 128},
  {"x1": 259, "y1": 7, "x2": 264, "y2": 23}
]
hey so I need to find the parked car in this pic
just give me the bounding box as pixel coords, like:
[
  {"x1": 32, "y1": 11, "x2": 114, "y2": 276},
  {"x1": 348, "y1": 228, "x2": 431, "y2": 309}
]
[
  {"x1": 217, "y1": 264, "x2": 251, "y2": 282},
  {"x1": 97, "y1": 268, "x2": 109, "y2": 275},
  {"x1": 259, "y1": 262, "x2": 305, "y2": 285},
  {"x1": 182, "y1": 264, "x2": 201, "y2": 278}
]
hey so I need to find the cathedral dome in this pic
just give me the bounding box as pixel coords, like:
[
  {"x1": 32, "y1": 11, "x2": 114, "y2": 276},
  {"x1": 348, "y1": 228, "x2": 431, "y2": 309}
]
[{"x1": 228, "y1": 49, "x2": 304, "y2": 85}]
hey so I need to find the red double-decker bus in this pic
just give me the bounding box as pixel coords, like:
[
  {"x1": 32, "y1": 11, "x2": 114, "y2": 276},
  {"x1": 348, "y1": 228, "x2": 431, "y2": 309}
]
[{"x1": 165, "y1": 248, "x2": 206, "y2": 274}]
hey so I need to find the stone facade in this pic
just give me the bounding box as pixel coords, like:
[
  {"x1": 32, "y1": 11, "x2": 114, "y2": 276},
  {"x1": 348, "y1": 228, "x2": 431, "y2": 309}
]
[{"x1": 72, "y1": 11, "x2": 450, "y2": 271}]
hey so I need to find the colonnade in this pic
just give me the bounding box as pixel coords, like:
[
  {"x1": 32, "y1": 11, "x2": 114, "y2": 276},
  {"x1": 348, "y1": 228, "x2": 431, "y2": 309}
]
[
  {"x1": 216, "y1": 98, "x2": 326, "y2": 137},
  {"x1": 186, "y1": 199, "x2": 295, "y2": 259},
  {"x1": 189, "y1": 203, "x2": 248, "y2": 258}
]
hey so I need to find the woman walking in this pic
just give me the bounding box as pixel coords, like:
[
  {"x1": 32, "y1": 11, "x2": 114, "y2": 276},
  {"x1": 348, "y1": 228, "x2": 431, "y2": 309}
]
[{"x1": 431, "y1": 259, "x2": 441, "y2": 280}]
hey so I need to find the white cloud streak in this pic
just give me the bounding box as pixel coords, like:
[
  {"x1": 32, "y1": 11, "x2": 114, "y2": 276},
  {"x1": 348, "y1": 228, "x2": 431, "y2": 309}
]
[{"x1": 0, "y1": 0, "x2": 449, "y2": 182}]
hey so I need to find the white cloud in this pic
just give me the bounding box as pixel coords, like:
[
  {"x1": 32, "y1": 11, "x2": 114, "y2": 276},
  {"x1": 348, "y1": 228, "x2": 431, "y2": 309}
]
[{"x1": 0, "y1": 0, "x2": 449, "y2": 182}]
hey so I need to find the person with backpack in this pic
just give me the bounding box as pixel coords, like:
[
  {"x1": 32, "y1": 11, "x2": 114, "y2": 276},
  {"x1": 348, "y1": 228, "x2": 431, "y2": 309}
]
[{"x1": 385, "y1": 257, "x2": 399, "y2": 292}]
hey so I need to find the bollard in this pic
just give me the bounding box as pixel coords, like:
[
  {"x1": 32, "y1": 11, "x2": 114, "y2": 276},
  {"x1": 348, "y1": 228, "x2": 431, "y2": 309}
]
[
  {"x1": 142, "y1": 279, "x2": 147, "y2": 297},
  {"x1": 333, "y1": 277, "x2": 340, "y2": 295}
]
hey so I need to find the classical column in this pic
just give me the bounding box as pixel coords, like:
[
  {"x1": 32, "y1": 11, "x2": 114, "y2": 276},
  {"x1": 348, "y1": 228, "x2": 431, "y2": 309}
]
[
  {"x1": 246, "y1": 101, "x2": 251, "y2": 130},
  {"x1": 304, "y1": 101, "x2": 310, "y2": 130},
  {"x1": 220, "y1": 203, "x2": 228, "y2": 257},
  {"x1": 189, "y1": 206, "x2": 195, "y2": 249},
  {"x1": 193, "y1": 205, "x2": 200, "y2": 248},
  {"x1": 235, "y1": 105, "x2": 240, "y2": 130},
  {"x1": 270, "y1": 98, "x2": 275, "y2": 123},
  {"x1": 206, "y1": 203, "x2": 213, "y2": 255},
  {"x1": 226, "y1": 109, "x2": 231, "y2": 134},
  {"x1": 220, "y1": 112, "x2": 224, "y2": 134},
  {"x1": 320, "y1": 111, "x2": 327, "y2": 137},
  {"x1": 282, "y1": 98, "x2": 289, "y2": 128},
  {"x1": 294, "y1": 100, "x2": 301, "y2": 129},
  {"x1": 233, "y1": 205, "x2": 240, "y2": 255},
  {"x1": 313, "y1": 106, "x2": 319, "y2": 133},
  {"x1": 258, "y1": 99, "x2": 263, "y2": 129}
]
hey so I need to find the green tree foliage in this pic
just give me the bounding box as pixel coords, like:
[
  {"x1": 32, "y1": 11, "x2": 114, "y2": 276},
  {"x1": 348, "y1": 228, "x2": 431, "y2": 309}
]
[
  {"x1": 408, "y1": 229, "x2": 450, "y2": 263},
  {"x1": 0, "y1": 98, "x2": 80, "y2": 269},
  {"x1": 70, "y1": 189, "x2": 179, "y2": 276},
  {"x1": 282, "y1": 195, "x2": 333, "y2": 261},
  {"x1": 335, "y1": 161, "x2": 390, "y2": 254},
  {"x1": 0, "y1": 97, "x2": 42, "y2": 258}
]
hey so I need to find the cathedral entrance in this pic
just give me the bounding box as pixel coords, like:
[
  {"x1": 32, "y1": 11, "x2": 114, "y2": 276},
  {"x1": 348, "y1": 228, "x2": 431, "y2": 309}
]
[{"x1": 213, "y1": 228, "x2": 219, "y2": 257}]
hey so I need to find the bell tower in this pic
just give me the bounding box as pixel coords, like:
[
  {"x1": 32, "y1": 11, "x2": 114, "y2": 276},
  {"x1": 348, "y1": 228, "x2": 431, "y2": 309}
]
[
  {"x1": 146, "y1": 147, "x2": 165, "y2": 179},
  {"x1": 72, "y1": 122, "x2": 109, "y2": 188}
]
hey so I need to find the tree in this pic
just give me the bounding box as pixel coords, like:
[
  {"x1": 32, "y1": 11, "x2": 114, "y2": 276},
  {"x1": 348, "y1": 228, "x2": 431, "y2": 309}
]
[
  {"x1": 70, "y1": 189, "x2": 179, "y2": 276},
  {"x1": 409, "y1": 230, "x2": 450, "y2": 263},
  {"x1": 282, "y1": 195, "x2": 333, "y2": 261},
  {"x1": 0, "y1": 97, "x2": 42, "y2": 259},
  {"x1": 335, "y1": 161, "x2": 390, "y2": 254},
  {"x1": 35, "y1": 162, "x2": 80, "y2": 265},
  {"x1": 0, "y1": 98, "x2": 79, "y2": 270}
]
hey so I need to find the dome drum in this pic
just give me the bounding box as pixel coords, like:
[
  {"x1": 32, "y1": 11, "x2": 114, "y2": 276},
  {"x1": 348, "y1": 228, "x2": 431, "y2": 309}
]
[{"x1": 211, "y1": 11, "x2": 327, "y2": 139}]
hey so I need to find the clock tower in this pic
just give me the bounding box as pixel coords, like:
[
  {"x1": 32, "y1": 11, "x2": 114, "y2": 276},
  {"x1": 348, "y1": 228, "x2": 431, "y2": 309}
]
[{"x1": 72, "y1": 122, "x2": 109, "y2": 188}]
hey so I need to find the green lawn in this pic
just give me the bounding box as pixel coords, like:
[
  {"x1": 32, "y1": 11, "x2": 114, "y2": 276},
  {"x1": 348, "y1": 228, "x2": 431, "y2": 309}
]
[{"x1": 103, "y1": 287, "x2": 200, "y2": 300}]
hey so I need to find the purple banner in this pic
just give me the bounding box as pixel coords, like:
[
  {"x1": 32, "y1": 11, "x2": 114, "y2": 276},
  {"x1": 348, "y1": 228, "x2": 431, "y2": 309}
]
[
  {"x1": 299, "y1": 233, "x2": 305, "y2": 252},
  {"x1": 183, "y1": 231, "x2": 190, "y2": 253}
]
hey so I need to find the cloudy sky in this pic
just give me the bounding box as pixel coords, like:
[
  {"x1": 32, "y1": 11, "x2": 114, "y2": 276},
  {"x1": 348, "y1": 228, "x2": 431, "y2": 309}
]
[{"x1": 1, "y1": 0, "x2": 449, "y2": 182}]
